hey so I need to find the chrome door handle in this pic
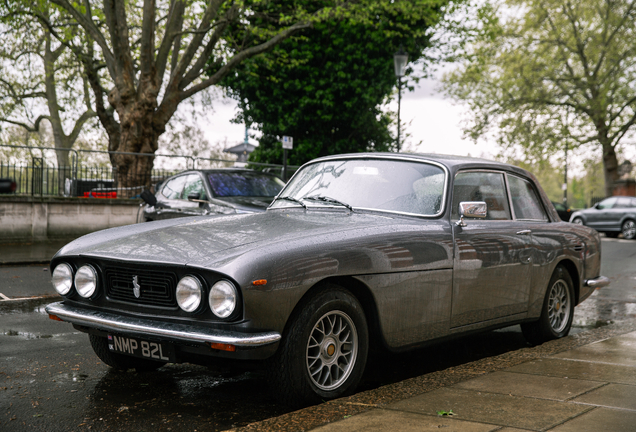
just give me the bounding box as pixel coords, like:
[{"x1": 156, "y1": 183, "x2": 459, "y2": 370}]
[{"x1": 516, "y1": 230, "x2": 532, "y2": 235}]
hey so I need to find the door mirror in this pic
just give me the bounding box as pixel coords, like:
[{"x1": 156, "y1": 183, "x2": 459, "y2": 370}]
[
  {"x1": 187, "y1": 192, "x2": 201, "y2": 201},
  {"x1": 457, "y1": 201, "x2": 487, "y2": 227},
  {"x1": 140, "y1": 190, "x2": 157, "y2": 207}
]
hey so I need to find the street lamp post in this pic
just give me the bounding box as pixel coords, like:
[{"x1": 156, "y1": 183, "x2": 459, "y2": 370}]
[{"x1": 393, "y1": 49, "x2": 408, "y2": 153}]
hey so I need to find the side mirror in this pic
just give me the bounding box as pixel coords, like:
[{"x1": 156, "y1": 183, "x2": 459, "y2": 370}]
[
  {"x1": 593, "y1": 202, "x2": 600, "y2": 209},
  {"x1": 140, "y1": 189, "x2": 157, "y2": 207},
  {"x1": 187, "y1": 192, "x2": 201, "y2": 201},
  {"x1": 457, "y1": 201, "x2": 487, "y2": 227}
]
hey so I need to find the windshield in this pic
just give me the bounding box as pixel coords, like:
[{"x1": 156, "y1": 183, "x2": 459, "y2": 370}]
[
  {"x1": 207, "y1": 172, "x2": 285, "y2": 197},
  {"x1": 271, "y1": 158, "x2": 446, "y2": 216}
]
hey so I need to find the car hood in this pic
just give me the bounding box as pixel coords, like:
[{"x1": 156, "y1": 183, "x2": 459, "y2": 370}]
[{"x1": 53, "y1": 210, "x2": 397, "y2": 267}]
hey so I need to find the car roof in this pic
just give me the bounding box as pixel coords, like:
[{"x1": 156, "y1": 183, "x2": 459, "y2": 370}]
[{"x1": 309, "y1": 152, "x2": 526, "y2": 176}]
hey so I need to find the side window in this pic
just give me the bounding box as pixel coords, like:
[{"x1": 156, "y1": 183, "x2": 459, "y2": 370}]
[
  {"x1": 181, "y1": 174, "x2": 208, "y2": 200},
  {"x1": 508, "y1": 175, "x2": 548, "y2": 221},
  {"x1": 452, "y1": 171, "x2": 511, "y2": 220},
  {"x1": 615, "y1": 197, "x2": 631, "y2": 208},
  {"x1": 161, "y1": 175, "x2": 187, "y2": 200},
  {"x1": 597, "y1": 197, "x2": 617, "y2": 209}
]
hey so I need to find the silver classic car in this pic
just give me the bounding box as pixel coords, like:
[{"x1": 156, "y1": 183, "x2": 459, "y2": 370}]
[{"x1": 45, "y1": 153, "x2": 609, "y2": 406}]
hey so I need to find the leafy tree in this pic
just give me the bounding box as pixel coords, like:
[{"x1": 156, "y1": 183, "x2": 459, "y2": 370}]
[
  {"x1": 442, "y1": 0, "x2": 636, "y2": 196},
  {"x1": 0, "y1": 3, "x2": 96, "y2": 167},
  {"x1": 5, "y1": 0, "x2": 427, "y2": 194},
  {"x1": 222, "y1": 1, "x2": 447, "y2": 166}
]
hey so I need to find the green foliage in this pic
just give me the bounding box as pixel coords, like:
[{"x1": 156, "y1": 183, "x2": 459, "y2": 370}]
[
  {"x1": 442, "y1": 0, "x2": 636, "y2": 195},
  {"x1": 221, "y1": 0, "x2": 448, "y2": 166}
]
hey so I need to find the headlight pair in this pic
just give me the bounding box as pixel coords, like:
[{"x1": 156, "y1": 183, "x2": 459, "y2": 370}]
[
  {"x1": 176, "y1": 277, "x2": 237, "y2": 318},
  {"x1": 51, "y1": 263, "x2": 98, "y2": 298}
]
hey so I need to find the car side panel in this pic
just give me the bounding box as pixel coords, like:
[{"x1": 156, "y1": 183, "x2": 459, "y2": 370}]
[{"x1": 235, "y1": 218, "x2": 454, "y2": 347}]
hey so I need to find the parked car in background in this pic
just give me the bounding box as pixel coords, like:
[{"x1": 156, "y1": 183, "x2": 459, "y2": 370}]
[
  {"x1": 46, "y1": 153, "x2": 608, "y2": 406},
  {"x1": 141, "y1": 169, "x2": 285, "y2": 221},
  {"x1": 551, "y1": 201, "x2": 573, "y2": 222},
  {"x1": 0, "y1": 178, "x2": 17, "y2": 193},
  {"x1": 570, "y1": 196, "x2": 636, "y2": 239}
]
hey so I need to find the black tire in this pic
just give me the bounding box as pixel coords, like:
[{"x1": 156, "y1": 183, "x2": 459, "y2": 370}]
[
  {"x1": 572, "y1": 217, "x2": 584, "y2": 225},
  {"x1": 521, "y1": 265, "x2": 575, "y2": 346},
  {"x1": 89, "y1": 334, "x2": 166, "y2": 372},
  {"x1": 266, "y1": 286, "x2": 369, "y2": 407},
  {"x1": 622, "y1": 219, "x2": 636, "y2": 240}
]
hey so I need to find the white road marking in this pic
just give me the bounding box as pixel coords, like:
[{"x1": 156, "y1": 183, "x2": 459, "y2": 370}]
[{"x1": 0, "y1": 293, "x2": 9, "y2": 300}]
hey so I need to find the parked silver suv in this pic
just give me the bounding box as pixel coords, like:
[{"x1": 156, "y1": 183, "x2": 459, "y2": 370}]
[{"x1": 570, "y1": 196, "x2": 636, "y2": 239}]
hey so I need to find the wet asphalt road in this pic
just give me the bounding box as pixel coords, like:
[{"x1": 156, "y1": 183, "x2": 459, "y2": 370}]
[{"x1": 1, "y1": 238, "x2": 635, "y2": 431}]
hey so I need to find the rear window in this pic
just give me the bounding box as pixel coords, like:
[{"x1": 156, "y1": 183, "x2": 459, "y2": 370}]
[{"x1": 207, "y1": 172, "x2": 285, "y2": 197}]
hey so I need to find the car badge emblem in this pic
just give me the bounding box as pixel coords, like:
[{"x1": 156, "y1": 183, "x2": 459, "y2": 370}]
[{"x1": 132, "y1": 275, "x2": 141, "y2": 298}]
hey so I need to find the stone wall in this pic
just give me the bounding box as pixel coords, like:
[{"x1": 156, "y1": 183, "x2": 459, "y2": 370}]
[{"x1": 0, "y1": 196, "x2": 142, "y2": 242}]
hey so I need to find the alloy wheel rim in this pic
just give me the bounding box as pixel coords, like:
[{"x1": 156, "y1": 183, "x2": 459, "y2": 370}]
[
  {"x1": 573, "y1": 218, "x2": 583, "y2": 225},
  {"x1": 306, "y1": 310, "x2": 358, "y2": 391},
  {"x1": 548, "y1": 279, "x2": 571, "y2": 333},
  {"x1": 623, "y1": 221, "x2": 636, "y2": 239}
]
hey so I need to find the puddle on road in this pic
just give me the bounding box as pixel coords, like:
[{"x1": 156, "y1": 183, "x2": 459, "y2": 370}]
[
  {"x1": 2, "y1": 329, "x2": 57, "y2": 339},
  {"x1": 0, "y1": 297, "x2": 59, "y2": 314}
]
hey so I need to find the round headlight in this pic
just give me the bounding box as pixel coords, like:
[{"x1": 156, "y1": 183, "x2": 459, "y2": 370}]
[
  {"x1": 176, "y1": 276, "x2": 202, "y2": 312},
  {"x1": 209, "y1": 280, "x2": 237, "y2": 318},
  {"x1": 75, "y1": 265, "x2": 98, "y2": 298},
  {"x1": 51, "y1": 263, "x2": 73, "y2": 295}
]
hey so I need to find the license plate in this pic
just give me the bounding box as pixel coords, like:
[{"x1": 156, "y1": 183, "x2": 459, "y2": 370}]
[{"x1": 108, "y1": 334, "x2": 175, "y2": 362}]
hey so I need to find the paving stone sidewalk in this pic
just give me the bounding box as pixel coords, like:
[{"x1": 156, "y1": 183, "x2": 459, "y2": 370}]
[{"x1": 235, "y1": 323, "x2": 636, "y2": 432}]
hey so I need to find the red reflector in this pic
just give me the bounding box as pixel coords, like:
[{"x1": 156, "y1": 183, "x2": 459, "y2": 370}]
[
  {"x1": 252, "y1": 279, "x2": 267, "y2": 286},
  {"x1": 48, "y1": 314, "x2": 63, "y2": 321},
  {"x1": 209, "y1": 343, "x2": 236, "y2": 352}
]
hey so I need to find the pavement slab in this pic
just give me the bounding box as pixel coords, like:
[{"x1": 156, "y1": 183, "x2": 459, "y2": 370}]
[
  {"x1": 505, "y1": 358, "x2": 636, "y2": 386},
  {"x1": 548, "y1": 407, "x2": 636, "y2": 432},
  {"x1": 571, "y1": 383, "x2": 636, "y2": 411},
  {"x1": 310, "y1": 409, "x2": 500, "y2": 432},
  {"x1": 552, "y1": 331, "x2": 636, "y2": 367},
  {"x1": 453, "y1": 370, "x2": 604, "y2": 401},
  {"x1": 386, "y1": 387, "x2": 592, "y2": 431}
]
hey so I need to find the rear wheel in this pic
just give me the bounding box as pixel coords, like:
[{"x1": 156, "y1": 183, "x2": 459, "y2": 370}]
[
  {"x1": 521, "y1": 265, "x2": 574, "y2": 346},
  {"x1": 622, "y1": 220, "x2": 636, "y2": 239},
  {"x1": 267, "y1": 286, "x2": 368, "y2": 407},
  {"x1": 89, "y1": 334, "x2": 166, "y2": 372}
]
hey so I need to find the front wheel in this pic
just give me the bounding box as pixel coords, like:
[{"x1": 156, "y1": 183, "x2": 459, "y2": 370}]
[
  {"x1": 622, "y1": 220, "x2": 636, "y2": 240},
  {"x1": 267, "y1": 286, "x2": 368, "y2": 407},
  {"x1": 521, "y1": 265, "x2": 574, "y2": 346},
  {"x1": 572, "y1": 217, "x2": 584, "y2": 225}
]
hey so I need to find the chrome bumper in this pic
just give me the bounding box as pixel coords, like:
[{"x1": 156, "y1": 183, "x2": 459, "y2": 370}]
[
  {"x1": 45, "y1": 302, "x2": 281, "y2": 347},
  {"x1": 584, "y1": 276, "x2": 610, "y2": 289}
]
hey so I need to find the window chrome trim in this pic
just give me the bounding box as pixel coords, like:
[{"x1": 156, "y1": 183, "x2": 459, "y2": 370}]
[{"x1": 269, "y1": 155, "x2": 449, "y2": 218}]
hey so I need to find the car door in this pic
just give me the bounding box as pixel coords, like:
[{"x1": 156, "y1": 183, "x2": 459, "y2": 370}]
[
  {"x1": 609, "y1": 197, "x2": 632, "y2": 230},
  {"x1": 450, "y1": 170, "x2": 534, "y2": 329},
  {"x1": 586, "y1": 197, "x2": 617, "y2": 229}
]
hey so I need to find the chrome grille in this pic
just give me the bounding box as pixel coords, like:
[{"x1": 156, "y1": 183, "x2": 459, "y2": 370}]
[{"x1": 104, "y1": 267, "x2": 178, "y2": 308}]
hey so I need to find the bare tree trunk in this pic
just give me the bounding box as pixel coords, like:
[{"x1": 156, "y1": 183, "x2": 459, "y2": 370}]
[{"x1": 601, "y1": 140, "x2": 619, "y2": 197}]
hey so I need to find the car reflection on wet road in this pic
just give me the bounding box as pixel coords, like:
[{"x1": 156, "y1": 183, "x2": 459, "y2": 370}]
[{"x1": 1, "y1": 237, "x2": 634, "y2": 431}]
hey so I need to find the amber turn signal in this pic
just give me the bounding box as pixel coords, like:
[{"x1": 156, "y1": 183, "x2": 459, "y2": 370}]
[
  {"x1": 48, "y1": 314, "x2": 63, "y2": 321},
  {"x1": 252, "y1": 279, "x2": 267, "y2": 286},
  {"x1": 209, "y1": 342, "x2": 236, "y2": 352}
]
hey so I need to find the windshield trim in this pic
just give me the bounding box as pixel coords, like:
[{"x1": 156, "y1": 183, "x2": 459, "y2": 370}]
[{"x1": 269, "y1": 155, "x2": 449, "y2": 218}]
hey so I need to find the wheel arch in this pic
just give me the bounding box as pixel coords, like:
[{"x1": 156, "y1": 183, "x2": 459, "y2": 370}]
[
  {"x1": 280, "y1": 276, "x2": 384, "y2": 350},
  {"x1": 556, "y1": 258, "x2": 581, "y2": 305}
]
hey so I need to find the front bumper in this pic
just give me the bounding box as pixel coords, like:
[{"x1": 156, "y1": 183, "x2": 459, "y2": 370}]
[
  {"x1": 45, "y1": 302, "x2": 281, "y2": 347},
  {"x1": 584, "y1": 276, "x2": 611, "y2": 289}
]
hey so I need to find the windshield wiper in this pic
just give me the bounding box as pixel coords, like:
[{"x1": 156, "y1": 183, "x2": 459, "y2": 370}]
[
  {"x1": 304, "y1": 195, "x2": 354, "y2": 212},
  {"x1": 275, "y1": 196, "x2": 307, "y2": 209}
]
